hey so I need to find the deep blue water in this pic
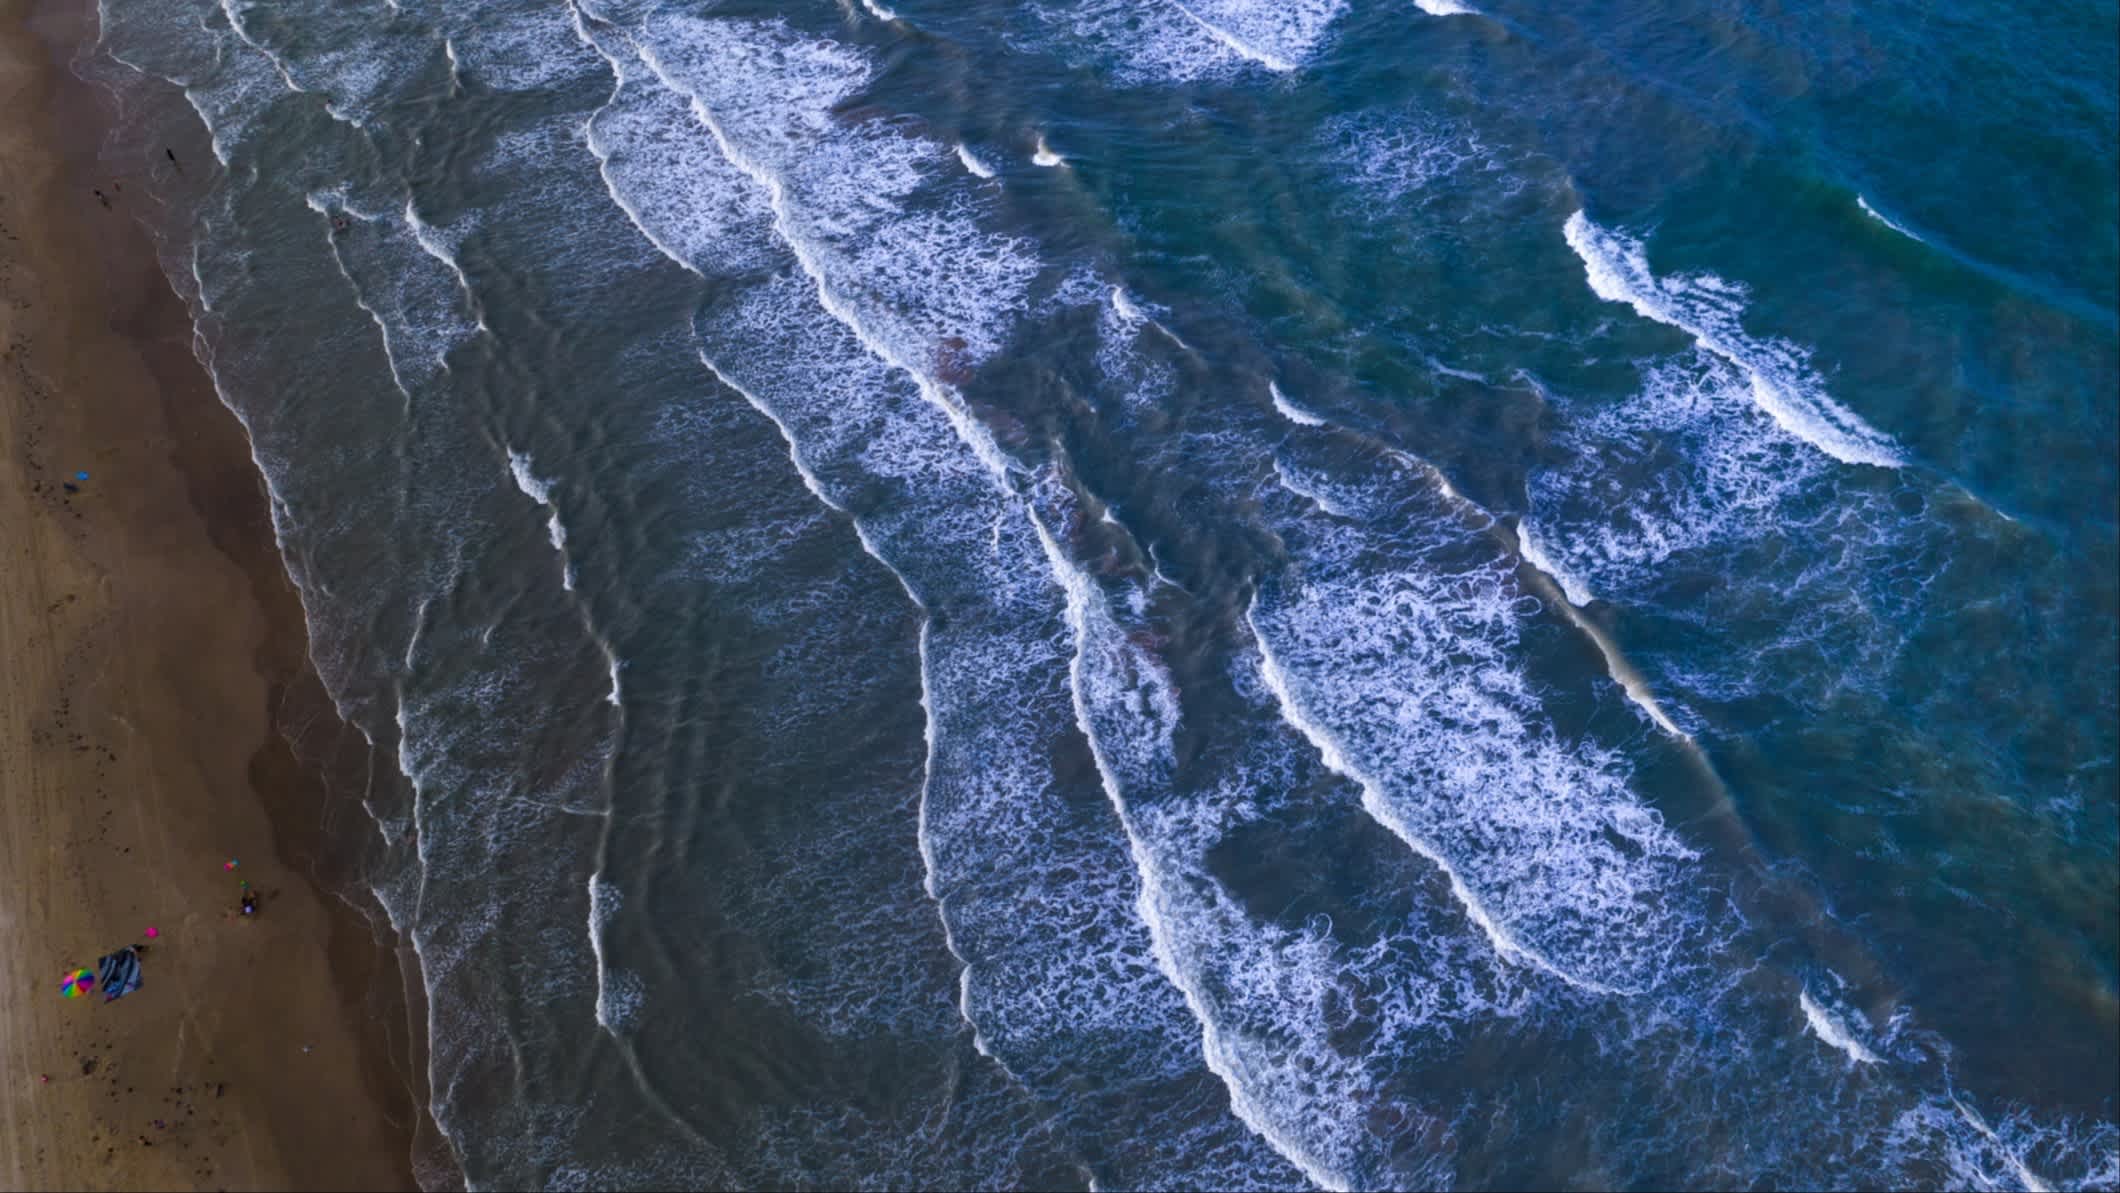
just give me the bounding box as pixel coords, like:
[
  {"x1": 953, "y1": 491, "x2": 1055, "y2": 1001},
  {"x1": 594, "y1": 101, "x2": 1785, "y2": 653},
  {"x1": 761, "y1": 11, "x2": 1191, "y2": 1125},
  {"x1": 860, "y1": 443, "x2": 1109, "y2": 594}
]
[{"x1": 82, "y1": 0, "x2": 2117, "y2": 1187}]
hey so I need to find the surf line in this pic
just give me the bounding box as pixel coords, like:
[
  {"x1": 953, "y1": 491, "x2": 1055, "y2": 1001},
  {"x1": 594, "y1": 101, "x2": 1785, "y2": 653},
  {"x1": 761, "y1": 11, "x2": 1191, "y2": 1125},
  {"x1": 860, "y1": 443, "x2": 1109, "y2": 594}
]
[
  {"x1": 1111, "y1": 286, "x2": 1193, "y2": 353},
  {"x1": 631, "y1": 44, "x2": 1022, "y2": 483},
  {"x1": 1269, "y1": 378, "x2": 1706, "y2": 753},
  {"x1": 1504, "y1": 520, "x2": 1686, "y2": 738},
  {"x1": 629, "y1": 29, "x2": 1325, "y2": 1185},
  {"x1": 1951, "y1": 1097, "x2": 2053, "y2": 1193},
  {"x1": 1254, "y1": 394, "x2": 1755, "y2": 991},
  {"x1": 579, "y1": 12, "x2": 1105, "y2": 1112},
  {"x1": 1562, "y1": 210, "x2": 1905, "y2": 470},
  {"x1": 1246, "y1": 598, "x2": 1639, "y2": 998},
  {"x1": 1168, "y1": 1, "x2": 1301, "y2": 72},
  {"x1": 1032, "y1": 505, "x2": 1358, "y2": 1193},
  {"x1": 1502, "y1": 517, "x2": 1769, "y2": 861},
  {"x1": 564, "y1": 7, "x2": 1008, "y2": 1072},
  {"x1": 1798, "y1": 989, "x2": 1883, "y2": 1067}
]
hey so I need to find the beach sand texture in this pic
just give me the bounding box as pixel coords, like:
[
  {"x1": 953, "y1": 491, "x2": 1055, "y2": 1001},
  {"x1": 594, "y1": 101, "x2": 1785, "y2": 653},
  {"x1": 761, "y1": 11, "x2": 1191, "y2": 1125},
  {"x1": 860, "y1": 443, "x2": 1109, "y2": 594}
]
[{"x1": 0, "y1": 2, "x2": 419, "y2": 1188}]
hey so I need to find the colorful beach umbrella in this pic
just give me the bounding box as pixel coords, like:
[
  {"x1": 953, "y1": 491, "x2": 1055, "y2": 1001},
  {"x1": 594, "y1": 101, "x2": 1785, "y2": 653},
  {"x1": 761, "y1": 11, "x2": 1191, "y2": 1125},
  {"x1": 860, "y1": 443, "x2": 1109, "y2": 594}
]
[{"x1": 59, "y1": 968, "x2": 95, "y2": 999}]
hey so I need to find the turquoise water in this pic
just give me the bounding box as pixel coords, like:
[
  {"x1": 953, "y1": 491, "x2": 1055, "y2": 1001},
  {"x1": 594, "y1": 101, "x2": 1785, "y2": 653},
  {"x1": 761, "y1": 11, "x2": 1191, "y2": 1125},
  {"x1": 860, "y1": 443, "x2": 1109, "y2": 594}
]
[{"x1": 82, "y1": 0, "x2": 2115, "y2": 1187}]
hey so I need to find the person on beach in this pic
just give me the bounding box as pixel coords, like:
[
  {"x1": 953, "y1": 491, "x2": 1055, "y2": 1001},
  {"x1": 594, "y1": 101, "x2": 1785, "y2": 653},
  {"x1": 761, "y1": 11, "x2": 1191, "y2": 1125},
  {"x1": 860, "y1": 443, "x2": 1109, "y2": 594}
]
[
  {"x1": 240, "y1": 891, "x2": 258, "y2": 917},
  {"x1": 91, "y1": 187, "x2": 109, "y2": 209}
]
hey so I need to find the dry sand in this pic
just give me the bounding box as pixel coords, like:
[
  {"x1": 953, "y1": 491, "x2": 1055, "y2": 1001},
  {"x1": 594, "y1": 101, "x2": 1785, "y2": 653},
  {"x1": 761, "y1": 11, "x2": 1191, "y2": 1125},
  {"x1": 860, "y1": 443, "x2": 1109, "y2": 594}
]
[{"x1": 0, "y1": 2, "x2": 424, "y2": 1188}]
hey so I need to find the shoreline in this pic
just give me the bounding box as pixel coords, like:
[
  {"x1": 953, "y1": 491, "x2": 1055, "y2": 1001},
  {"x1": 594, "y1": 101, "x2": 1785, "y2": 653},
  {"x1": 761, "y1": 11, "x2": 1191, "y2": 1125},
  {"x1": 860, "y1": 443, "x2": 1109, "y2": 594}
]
[{"x1": 0, "y1": 1, "x2": 435, "y2": 1187}]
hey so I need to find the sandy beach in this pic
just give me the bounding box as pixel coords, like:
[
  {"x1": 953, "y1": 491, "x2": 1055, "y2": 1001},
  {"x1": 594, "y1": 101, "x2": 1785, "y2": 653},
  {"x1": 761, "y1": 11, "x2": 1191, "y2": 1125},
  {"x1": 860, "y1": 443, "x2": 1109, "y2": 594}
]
[{"x1": 0, "y1": 2, "x2": 423, "y2": 1188}]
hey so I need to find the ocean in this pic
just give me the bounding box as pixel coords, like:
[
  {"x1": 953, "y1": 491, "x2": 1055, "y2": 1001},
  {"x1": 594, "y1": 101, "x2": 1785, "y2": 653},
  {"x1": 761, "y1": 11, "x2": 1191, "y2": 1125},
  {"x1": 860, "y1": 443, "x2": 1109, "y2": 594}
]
[{"x1": 75, "y1": 0, "x2": 2117, "y2": 1187}]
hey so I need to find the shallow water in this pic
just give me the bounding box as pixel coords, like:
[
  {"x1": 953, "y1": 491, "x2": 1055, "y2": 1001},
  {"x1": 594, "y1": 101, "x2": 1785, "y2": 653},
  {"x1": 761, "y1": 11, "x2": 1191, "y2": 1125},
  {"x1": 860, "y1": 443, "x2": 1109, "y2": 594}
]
[{"x1": 80, "y1": 0, "x2": 2117, "y2": 1187}]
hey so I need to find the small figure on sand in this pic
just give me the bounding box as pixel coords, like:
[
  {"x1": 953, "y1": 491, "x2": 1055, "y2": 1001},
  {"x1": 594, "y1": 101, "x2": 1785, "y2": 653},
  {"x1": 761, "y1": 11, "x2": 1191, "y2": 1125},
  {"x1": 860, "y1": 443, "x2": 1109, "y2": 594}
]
[
  {"x1": 240, "y1": 890, "x2": 259, "y2": 917},
  {"x1": 92, "y1": 188, "x2": 110, "y2": 209}
]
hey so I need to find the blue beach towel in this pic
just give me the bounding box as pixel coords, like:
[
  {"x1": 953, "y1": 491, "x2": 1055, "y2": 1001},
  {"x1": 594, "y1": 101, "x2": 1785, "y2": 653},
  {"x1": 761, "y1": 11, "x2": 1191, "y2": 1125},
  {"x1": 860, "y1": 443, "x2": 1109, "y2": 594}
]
[{"x1": 95, "y1": 946, "x2": 142, "y2": 1002}]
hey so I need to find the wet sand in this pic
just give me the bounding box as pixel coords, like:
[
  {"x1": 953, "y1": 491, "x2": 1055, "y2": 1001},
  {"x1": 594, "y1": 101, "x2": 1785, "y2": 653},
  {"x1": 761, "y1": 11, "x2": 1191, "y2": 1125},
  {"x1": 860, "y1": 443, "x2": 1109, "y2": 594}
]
[{"x1": 0, "y1": 2, "x2": 425, "y2": 1188}]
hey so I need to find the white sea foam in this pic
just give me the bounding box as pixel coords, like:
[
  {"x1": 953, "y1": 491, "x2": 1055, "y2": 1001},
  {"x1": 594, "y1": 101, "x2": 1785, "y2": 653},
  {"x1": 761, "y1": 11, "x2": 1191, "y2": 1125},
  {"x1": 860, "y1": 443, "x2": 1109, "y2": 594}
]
[
  {"x1": 1031, "y1": 501, "x2": 1350, "y2": 1191},
  {"x1": 623, "y1": 15, "x2": 1040, "y2": 376},
  {"x1": 1247, "y1": 446, "x2": 1704, "y2": 996},
  {"x1": 1517, "y1": 348, "x2": 1893, "y2": 695},
  {"x1": 1383, "y1": 446, "x2": 1480, "y2": 521},
  {"x1": 1030, "y1": 478, "x2": 1504, "y2": 1191},
  {"x1": 1799, "y1": 989, "x2": 1883, "y2": 1067},
  {"x1": 306, "y1": 198, "x2": 417, "y2": 401},
  {"x1": 1321, "y1": 108, "x2": 1495, "y2": 209},
  {"x1": 166, "y1": 21, "x2": 288, "y2": 165},
  {"x1": 1270, "y1": 458, "x2": 1360, "y2": 518},
  {"x1": 215, "y1": 0, "x2": 305, "y2": 98},
  {"x1": 214, "y1": 0, "x2": 405, "y2": 127},
  {"x1": 1268, "y1": 381, "x2": 1326, "y2": 426},
  {"x1": 1509, "y1": 518, "x2": 1694, "y2": 738},
  {"x1": 1108, "y1": 286, "x2": 1192, "y2": 352},
  {"x1": 1102, "y1": 294, "x2": 1712, "y2": 995},
  {"x1": 306, "y1": 192, "x2": 484, "y2": 404},
  {"x1": 573, "y1": 21, "x2": 782, "y2": 276},
  {"x1": 1093, "y1": 283, "x2": 1180, "y2": 410},
  {"x1": 588, "y1": 875, "x2": 641, "y2": 1031},
  {"x1": 858, "y1": 0, "x2": 899, "y2": 21},
  {"x1": 186, "y1": 244, "x2": 215, "y2": 316},
  {"x1": 1029, "y1": 0, "x2": 1344, "y2": 82},
  {"x1": 404, "y1": 202, "x2": 490, "y2": 333},
  {"x1": 1414, "y1": 0, "x2": 1477, "y2": 14},
  {"x1": 1170, "y1": 0, "x2": 1307, "y2": 72},
  {"x1": 1111, "y1": 286, "x2": 1146, "y2": 324},
  {"x1": 1971, "y1": 1104, "x2": 2112, "y2": 1192},
  {"x1": 1425, "y1": 354, "x2": 1488, "y2": 384},
  {"x1": 956, "y1": 143, "x2": 997, "y2": 179},
  {"x1": 1563, "y1": 211, "x2": 1904, "y2": 468},
  {"x1": 1025, "y1": 0, "x2": 1230, "y2": 83},
  {"x1": 91, "y1": 0, "x2": 223, "y2": 93},
  {"x1": 1857, "y1": 195, "x2": 1925, "y2": 244},
  {"x1": 1948, "y1": 1099, "x2": 2056, "y2": 1193},
  {"x1": 1877, "y1": 1098, "x2": 2100, "y2": 1193},
  {"x1": 1032, "y1": 134, "x2": 1064, "y2": 167},
  {"x1": 506, "y1": 448, "x2": 571, "y2": 587},
  {"x1": 1572, "y1": 615, "x2": 1692, "y2": 743},
  {"x1": 442, "y1": 4, "x2": 603, "y2": 93},
  {"x1": 1514, "y1": 518, "x2": 1593, "y2": 607}
]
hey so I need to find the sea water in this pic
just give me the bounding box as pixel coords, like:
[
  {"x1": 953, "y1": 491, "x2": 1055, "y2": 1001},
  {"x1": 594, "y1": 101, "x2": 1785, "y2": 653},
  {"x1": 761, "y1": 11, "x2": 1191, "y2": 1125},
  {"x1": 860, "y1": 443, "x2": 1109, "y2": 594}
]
[{"x1": 77, "y1": 0, "x2": 2117, "y2": 1187}]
